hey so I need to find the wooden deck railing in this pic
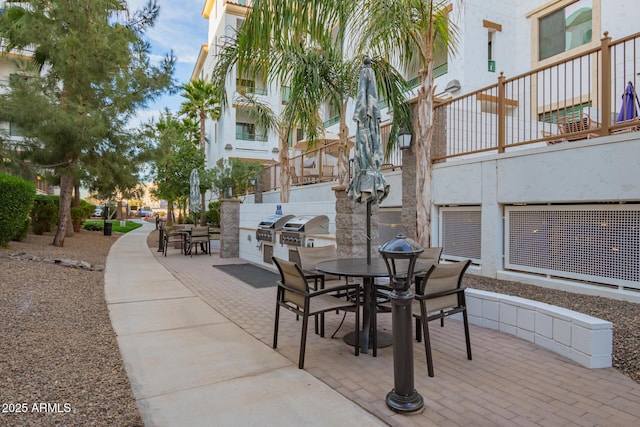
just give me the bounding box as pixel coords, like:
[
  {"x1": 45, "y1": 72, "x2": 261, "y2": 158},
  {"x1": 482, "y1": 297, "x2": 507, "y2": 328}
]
[
  {"x1": 433, "y1": 31, "x2": 640, "y2": 161},
  {"x1": 257, "y1": 31, "x2": 640, "y2": 192}
]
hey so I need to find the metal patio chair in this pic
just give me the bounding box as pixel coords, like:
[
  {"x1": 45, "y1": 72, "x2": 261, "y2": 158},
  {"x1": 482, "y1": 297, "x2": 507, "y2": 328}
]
[
  {"x1": 413, "y1": 260, "x2": 472, "y2": 377},
  {"x1": 272, "y1": 256, "x2": 360, "y2": 369}
]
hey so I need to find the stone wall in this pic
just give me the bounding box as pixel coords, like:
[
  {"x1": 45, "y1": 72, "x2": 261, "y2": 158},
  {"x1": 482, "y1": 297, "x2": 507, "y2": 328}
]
[{"x1": 220, "y1": 199, "x2": 240, "y2": 258}]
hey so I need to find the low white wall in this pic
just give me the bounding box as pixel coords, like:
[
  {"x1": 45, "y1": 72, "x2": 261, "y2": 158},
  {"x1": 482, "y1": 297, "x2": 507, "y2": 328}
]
[{"x1": 460, "y1": 289, "x2": 613, "y2": 369}]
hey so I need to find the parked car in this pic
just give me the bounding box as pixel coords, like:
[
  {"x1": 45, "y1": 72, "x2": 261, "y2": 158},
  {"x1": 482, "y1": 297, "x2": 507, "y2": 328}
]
[{"x1": 137, "y1": 207, "x2": 153, "y2": 218}]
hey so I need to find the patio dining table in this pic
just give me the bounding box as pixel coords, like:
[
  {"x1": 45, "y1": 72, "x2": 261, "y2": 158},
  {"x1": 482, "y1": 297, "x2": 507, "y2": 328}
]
[{"x1": 315, "y1": 258, "x2": 427, "y2": 355}]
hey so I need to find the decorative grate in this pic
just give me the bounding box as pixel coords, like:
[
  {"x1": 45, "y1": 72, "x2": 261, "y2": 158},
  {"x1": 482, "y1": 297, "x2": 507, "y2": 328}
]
[
  {"x1": 506, "y1": 205, "x2": 640, "y2": 288},
  {"x1": 440, "y1": 207, "x2": 481, "y2": 262}
]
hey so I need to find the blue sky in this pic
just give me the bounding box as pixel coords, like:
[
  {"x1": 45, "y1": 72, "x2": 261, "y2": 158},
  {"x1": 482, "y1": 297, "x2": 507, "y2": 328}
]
[{"x1": 128, "y1": 0, "x2": 209, "y2": 126}]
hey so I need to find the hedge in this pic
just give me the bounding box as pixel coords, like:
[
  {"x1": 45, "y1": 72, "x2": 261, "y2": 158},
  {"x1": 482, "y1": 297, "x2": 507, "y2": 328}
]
[{"x1": 0, "y1": 174, "x2": 35, "y2": 247}]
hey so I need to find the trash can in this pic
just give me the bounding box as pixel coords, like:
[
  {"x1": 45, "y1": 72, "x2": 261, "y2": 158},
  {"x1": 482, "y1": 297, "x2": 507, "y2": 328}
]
[{"x1": 104, "y1": 221, "x2": 112, "y2": 236}]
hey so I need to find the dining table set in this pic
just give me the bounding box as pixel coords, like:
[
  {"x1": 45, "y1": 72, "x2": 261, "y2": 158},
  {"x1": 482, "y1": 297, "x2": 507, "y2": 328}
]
[{"x1": 315, "y1": 257, "x2": 429, "y2": 355}]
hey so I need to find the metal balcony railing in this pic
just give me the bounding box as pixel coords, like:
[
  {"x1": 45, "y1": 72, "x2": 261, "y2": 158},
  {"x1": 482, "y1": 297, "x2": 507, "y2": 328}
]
[{"x1": 432, "y1": 31, "x2": 640, "y2": 162}]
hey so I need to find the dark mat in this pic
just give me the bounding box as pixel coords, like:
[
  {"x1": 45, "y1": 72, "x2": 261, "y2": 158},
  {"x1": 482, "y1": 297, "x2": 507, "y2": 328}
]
[{"x1": 212, "y1": 263, "x2": 279, "y2": 288}]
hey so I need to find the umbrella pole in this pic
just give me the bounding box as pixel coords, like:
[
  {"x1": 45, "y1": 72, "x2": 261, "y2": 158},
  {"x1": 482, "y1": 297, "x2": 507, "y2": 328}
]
[{"x1": 367, "y1": 200, "x2": 371, "y2": 265}]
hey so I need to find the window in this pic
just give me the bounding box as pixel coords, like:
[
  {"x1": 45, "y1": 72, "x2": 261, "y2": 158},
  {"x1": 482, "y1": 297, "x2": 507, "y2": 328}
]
[
  {"x1": 538, "y1": 0, "x2": 592, "y2": 61},
  {"x1": 281, "y1": 86, "x2": 291, "y2": 105},
  {"x1": 9, "y1": 122, "x2": 23, "y2": 137},
  {"x1": 323, "y1": 101, "x2": 340, "y2": 128},
  {"x1": 286, "y1": 128, "x2": 304, "y2": 147},
  {"x1": 236, "y1": 122, "x2": 267, "y2": 141},
  {"x1": 538, "y1": 102, "x2": 592, "y2": 124}
]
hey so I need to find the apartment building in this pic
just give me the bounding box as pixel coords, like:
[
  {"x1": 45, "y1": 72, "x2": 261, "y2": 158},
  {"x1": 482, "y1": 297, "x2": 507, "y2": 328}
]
[{"x1": 196, "y1": 1, "x2": 640, "y2": 300}]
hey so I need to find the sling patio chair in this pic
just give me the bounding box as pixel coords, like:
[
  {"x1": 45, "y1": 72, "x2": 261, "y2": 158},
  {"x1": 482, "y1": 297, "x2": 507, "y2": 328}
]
[
  {"x1": 185, "y1": 226, "x2": 211, "y2": 257},
  {"x1": 163, "y1": 224, "x2": 193, "y2": 257},
  {"x1": 413, "y1": 259, "x2": 472, "y2": 377},
  {"x1": 272, "y1": 256, "x2": 360, "y2": 369}
]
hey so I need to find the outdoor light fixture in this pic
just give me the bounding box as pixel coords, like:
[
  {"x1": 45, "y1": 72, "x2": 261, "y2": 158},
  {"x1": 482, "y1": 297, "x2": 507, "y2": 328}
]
[
  {"x1": 398, "y1": 128, "x2": 412, "y2": 150},
  {"x1": 444, "y1": 79, "x2": 461, "y2": 93},
  {"x1": 224, "y1": 144, "x2": 233, "y2": 150},
  {"x1": 225, "y1": 185, "x2": 233, "y2": 199},
  {"x1": 379, "y1": 233, "x2": 424, "y2": 413},
  {"x1": 272, "y1": 147, "x2": 279, "y2": 153}
]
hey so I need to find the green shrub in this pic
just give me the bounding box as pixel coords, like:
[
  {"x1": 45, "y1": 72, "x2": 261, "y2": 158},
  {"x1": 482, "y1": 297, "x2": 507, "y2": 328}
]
[
  {"x1": 0, "y1": 174, "x2": 35, "y2": 247},
  {"x1": 70, "y1": 207, "x2": 85, "y2": 232},
  {"x1": 82, "y1": 221, "x2": 103, "y2": 232},
  {"x1": 31, "y1": 195, "x2": 59, "y2": 235},
  {"x1": 206, "y1": 201, "x2": 221, "y2": 227},
  {"x1": 13, "y1": 217, "x2": 30, "y2": 242}
]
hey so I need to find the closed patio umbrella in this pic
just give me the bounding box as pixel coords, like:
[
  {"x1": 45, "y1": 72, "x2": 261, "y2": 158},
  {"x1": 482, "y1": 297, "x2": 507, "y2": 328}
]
[
  {"x1": 617, "y1": 81, "x2": 640, "y2": 122},
  {"x1": 346, "y1": 57, "x2": 390, "y2": 263},
  {"x1": 189, "y1": 168, "x2": 201, "y2": 216}
]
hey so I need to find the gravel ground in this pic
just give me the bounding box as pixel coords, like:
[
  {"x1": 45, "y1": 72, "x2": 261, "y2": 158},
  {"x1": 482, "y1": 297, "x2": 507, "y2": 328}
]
[{"x1": 0, "y1": 230, "x2": 142, "y2": 426}]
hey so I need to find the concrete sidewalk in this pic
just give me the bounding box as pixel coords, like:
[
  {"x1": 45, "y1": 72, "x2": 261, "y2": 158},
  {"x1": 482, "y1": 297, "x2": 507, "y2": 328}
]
[{"x1": 105, "y1": 222, "x2": 385, "y2": 426}]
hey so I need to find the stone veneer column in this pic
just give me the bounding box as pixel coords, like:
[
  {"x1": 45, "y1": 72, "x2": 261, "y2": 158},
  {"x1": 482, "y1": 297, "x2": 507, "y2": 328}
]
[
  {"x1": 401, "y1": 145, "x2": 417, "y2": 241},
  {"x1": 333, "y1": 186, "x2": 380, "y2": 260},
  {"x1": 220, "y1": 198, "x2": 241, "y2": 258}
]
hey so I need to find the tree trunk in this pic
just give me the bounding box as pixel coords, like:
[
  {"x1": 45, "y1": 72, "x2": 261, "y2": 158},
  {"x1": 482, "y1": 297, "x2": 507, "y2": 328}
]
[
  {"x1": 415, "y1": 59, "x2": 435, "y2": 249},
  {"x1": 200, "y1": 192, "x2": 207, "y2": 225},
  {"x1": 53, "y1": 173, "x2": 75, "y2": 247},
  {"x1": 337, "y1": 115, "x2": 350, "y2": 188},
  {"x1": 279, "y1": 129, "x2": 291, "y2": 203}
]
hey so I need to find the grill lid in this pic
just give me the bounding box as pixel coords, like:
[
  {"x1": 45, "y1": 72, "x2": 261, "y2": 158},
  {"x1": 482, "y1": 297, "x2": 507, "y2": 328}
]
[
  {"x1": 258, "y1": 214, "x2": 295, "y2": 230},
  {"x1": 281, "y1": 215, "x2": 329, "y2": 233}
]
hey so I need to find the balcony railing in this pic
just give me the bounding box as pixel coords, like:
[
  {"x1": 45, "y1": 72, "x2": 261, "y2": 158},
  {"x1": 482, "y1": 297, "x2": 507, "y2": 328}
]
[
  {"x1": 323, "y1": 115, "x2": 340, "y2": 128},
  {"x1": 252, "y1": 31, "x2": 640, "y2": 193},
  {"x1": 432, "y1": 31, "x2": 640, "y2": 162},
  {"x1": 237, "y1": 85, "x2": 268, "y2": 96},
  {"x1": 236, "y1": 131, "x2": 268, "y2": 142},
  {"x1": 259, "y1": 123, "x2": 403, "y2": 193}
]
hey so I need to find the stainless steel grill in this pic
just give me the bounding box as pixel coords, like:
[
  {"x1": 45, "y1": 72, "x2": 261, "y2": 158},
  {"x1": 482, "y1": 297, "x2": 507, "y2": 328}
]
[
  {"x1": 280, "y1": 215, "x2": 329, "y2": 247},
  {"x1": 256, "y1": 214, "x2": 295, "y2": 243}
]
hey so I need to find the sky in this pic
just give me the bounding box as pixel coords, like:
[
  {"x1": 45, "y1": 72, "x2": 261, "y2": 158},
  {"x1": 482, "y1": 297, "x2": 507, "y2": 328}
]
[{"x1": 127, "y1": 0, "x2": 209, "y2": 126}]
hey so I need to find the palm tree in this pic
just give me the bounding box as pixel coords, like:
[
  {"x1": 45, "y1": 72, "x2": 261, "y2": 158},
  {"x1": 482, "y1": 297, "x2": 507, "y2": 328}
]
[
  {"x1": 211, "y1": 0, "x2": 410, "y2": 201},
  {"x1": 180, "y1": 79, "x2": 221, "y2": 224},
  {"x1": 353, "y1": 0, "x2": 459, "y2": 248}
]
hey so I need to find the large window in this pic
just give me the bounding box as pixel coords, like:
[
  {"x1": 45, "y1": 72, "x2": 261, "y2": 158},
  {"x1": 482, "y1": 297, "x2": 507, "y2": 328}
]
[
  {"x1": 539, "y1": 0, "x2": 592, "y2": 61},
  {"x1": 236, "y1": 122, "x2": 267, "y2": 141}
]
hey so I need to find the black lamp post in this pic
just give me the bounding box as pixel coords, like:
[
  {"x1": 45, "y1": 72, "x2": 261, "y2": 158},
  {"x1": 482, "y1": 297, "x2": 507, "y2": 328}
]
[{"x1": 379, "y1": 233, "x2": 424, "y2": 413}]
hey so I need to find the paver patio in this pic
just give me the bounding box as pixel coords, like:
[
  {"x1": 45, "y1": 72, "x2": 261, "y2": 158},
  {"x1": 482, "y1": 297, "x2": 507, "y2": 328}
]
[{"x1": 154, "y1": 237, "x2": 640, "y2": 426}]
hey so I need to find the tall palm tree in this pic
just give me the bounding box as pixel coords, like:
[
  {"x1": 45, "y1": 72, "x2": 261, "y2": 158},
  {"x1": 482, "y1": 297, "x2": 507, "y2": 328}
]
[
  {"x1": 211, "y1": 0, "x2": 410, "y2": 201},
  {"x1": 353, "y1": 0, "x2": 459, "y2": 247},
  {"x1": 180, "y1": 79, "x2": 221, "y2": 224}
]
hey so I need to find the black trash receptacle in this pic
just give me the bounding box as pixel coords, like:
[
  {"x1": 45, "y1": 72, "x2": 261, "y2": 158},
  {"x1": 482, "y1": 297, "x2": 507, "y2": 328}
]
[{"x1": 104, "y1": 221, "x2": 112, "y2": 236}]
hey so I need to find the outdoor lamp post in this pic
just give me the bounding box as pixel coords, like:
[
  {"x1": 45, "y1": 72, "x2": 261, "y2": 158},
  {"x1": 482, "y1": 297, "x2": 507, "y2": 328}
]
[
  {"x1": 379, "y1": 234, "x2": 424, "y2": 413},
  {"x1": 398, "y1": 127, "x2": 413, "y2": 150}
]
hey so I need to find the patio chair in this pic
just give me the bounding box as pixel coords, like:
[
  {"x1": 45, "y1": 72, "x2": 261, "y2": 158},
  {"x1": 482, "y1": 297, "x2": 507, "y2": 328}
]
[
  {"x1": 297, "y1": 245, "x2": 347, "y2": 291},
  {"x1": 163, "y1": 224, "x2": 192, "y2": 257},
  {"x1": 185, "y1": 226, "x2": 211, "y2": 257},
  {"x1": 272, "y1": 256, "x2": 360, "y2": 369},
  {"x1": 413, "y1": 260, "x2": 472, "y2": 377}
]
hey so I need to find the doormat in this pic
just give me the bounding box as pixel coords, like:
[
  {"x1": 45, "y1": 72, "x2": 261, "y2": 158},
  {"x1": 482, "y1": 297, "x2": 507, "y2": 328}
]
[{"x1": 212, "y1": 263, "x2": 279, "y2": 289}]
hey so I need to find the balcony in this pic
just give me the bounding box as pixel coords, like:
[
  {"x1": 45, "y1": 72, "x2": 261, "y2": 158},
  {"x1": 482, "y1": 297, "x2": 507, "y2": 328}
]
[
  {"x1": 323, "y1": 115, "x2": 340, "y2": 128},
  {"x1": 236, "y1": 131, "x2": 268, "y2": 142},
  {"x1": 432, "y1": 31, "x2": 640, "y2": 161},
  {"x1": 251, "y1": 31, "x2": 640, "y2": 192}
]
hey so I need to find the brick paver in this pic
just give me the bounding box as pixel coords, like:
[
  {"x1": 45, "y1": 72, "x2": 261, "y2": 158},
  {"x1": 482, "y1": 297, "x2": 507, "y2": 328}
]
[{"x1": 154, "y1": 243, "x2": 640, "y2": 426}]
